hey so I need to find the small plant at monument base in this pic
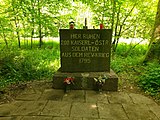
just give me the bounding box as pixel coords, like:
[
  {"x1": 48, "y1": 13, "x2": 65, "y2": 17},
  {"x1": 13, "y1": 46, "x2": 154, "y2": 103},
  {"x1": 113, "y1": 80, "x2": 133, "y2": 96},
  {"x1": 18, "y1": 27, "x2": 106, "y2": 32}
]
[
  {"x1": 94, "y1": 75, "x2": 108, "y2": 93},
  {"x1": 64, "y1": 76, "x2": 74, "y2": 93}
]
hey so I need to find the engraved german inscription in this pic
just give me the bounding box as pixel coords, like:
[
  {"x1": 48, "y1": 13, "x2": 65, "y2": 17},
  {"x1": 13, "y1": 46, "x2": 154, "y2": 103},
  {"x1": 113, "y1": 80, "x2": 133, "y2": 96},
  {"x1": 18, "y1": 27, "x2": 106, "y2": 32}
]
[{"x1": 60, "y1": 29, "x2": 112, "y2": 72}]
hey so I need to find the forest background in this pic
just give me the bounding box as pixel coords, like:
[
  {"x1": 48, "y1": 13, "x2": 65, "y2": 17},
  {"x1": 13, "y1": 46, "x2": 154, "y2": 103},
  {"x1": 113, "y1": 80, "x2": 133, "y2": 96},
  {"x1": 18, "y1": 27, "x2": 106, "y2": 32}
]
[{"x1": 0, "y1": 0, "x2": 160, "y2": 102}]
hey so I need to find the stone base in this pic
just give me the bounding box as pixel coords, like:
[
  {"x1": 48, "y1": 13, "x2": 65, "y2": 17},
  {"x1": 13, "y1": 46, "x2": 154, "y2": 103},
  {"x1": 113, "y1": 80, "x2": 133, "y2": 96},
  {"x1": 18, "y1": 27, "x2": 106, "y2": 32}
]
[{"x1": 53, "y1": 68, "x2": 118, "y2": 91}]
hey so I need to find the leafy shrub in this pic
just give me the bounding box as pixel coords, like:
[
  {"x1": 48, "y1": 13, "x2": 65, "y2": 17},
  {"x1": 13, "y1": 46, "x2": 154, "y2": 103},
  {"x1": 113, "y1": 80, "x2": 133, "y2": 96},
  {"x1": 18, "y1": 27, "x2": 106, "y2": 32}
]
[
  {"x1": 115, "y1": 43, "x2": 147, "y2": 57},
  {"x1": 111, "y1": 55, "x2": 143, "y2": 73},
  {"x1": 112, "y1": 44, "x2": 159, "y2": 99},
  {"x1": 0, "y1": 42, "x2": 60, "y2": 88},
  {"x1": 111, "y1": 57, "x2": 125, "y2": 73},
  {"x1": 111, "y1": 43, "x2": 147, "y2": 73},
  {"x1": 138, "y1": 63, "x2": 160, "y2": 96}
]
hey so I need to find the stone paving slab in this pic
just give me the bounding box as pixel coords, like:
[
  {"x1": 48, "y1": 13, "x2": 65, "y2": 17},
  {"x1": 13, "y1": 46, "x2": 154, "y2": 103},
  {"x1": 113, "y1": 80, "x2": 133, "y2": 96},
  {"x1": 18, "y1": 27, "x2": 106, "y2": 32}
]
[
  {"x1": 123, "y1": 103, "x2": 159, "y2": 120},
  {"x1": 0, "y1": 101, "x2": 24, "y2": 116},
  {"x1": 12, "y1": 101, "x2": 47, "y2": 116},
  {"x1": 70, "y1": 102, "x2": 98, "y2": 118},
  {"x1": 97, "y1": 103, "x2": 129, "y2": 120},
  {"x1": 108, "y1": 92, "x2": 133, "y2": 104},
  {"x1": 15, "y1": 88, "x2": 42, "y2": 101},
  {"x1": 148, "y1": 104, "x2": 160, "y2": 119},
  {"x1": 83, "y1": 118, "x2": 108, "y2": 120},
  {"x1": 21, "y1": 116, "x2": 52, "y2": 120},
  {"x1": 41, "y1": 101, "x2": 71, "y2": 117},
  {"x1": 85, "y1": 91, "x2": 109, "y2": 104},
  {"x1": 0, "y1": 116, "x2": 22, "y2": 120},
  {"x1": 18, "y1": 88, "x2": 41, "y2": 94},
  {"x1": 62, "y1": 90, "x2": 85, "y2": 102},
  {"x1": 0, "y1": 89, "x2": 160, "y2": 120},
  {"x1": 39, "y1": 89, "x2": 64, "y2": 101},
  {"x1": 129, "y1": 93, "x2": 156, "y2": 105},
  {"x1": 15, "y1": 93, "x2": 42, "y2": 101},
  {"x1": 52, "y1": 117, "x2": 82, "y2": 120}
]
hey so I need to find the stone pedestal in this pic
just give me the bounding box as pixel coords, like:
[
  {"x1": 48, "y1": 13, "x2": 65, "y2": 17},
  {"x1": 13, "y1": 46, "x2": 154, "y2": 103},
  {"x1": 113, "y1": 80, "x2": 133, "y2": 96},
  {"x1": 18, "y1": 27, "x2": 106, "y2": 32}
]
[
  {"x1": 53, "y1": 29, "x2": 118, "y2": 91},
  {"x1": 53, "y1": 68, "x2": 118, "y2": 91}
]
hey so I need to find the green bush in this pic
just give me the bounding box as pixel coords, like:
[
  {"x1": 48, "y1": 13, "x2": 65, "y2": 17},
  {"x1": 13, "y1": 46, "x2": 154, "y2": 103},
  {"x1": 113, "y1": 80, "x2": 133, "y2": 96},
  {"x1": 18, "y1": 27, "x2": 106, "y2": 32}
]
[
  {"x1": 115, "y1": 43, "x2": 147, "y2": 57},
  {"x1": 111, "y1": 43, "x2": 147, "y2": 73},
  {"x1": 0, "y1": 42, "x2": 60, "y2": 88},
  {"x1": 138, "y1": 63, "x2": 160, "y2": 96},
  {"x1": 112, "y1": 44, "x2": 159, "y2": 99},
  {"x1": 111, "y1": 55, "x2": 143, "y2": 73}
]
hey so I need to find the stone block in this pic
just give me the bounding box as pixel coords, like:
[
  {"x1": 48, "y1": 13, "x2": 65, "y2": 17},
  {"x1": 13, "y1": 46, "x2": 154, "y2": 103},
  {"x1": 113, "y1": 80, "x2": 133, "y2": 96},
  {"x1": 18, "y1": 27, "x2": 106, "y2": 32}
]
[
  {"x1": 53, "y1": 69, "x2": 118, "y2": 91},
  {"x1": 60, "y1": 29, "x2": 112, "y2": 72}
]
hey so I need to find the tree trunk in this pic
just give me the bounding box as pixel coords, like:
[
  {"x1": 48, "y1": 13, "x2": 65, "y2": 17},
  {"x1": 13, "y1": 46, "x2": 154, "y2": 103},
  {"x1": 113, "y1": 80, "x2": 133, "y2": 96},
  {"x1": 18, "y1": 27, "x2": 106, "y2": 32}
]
[
  {"x1": 30, "y1": 11, "x2": 34, "y2": 49},
  {"x1": 114, "y1": 3, "x2": 136, "y2": 51},
  {"x1": 112, "y1": 5, "x2": 120, "y2": 52},
  {"x1": 111, "y1": 0, "x2": 116, "y2": 32},
  {"x1": 38, "y1": 0, "x2": 42, "y2": 48},
  {"x1": 14, "y1": 17, "x2": 21, "y2": 48},
  {"x1": 30, "y1": 0, "x2": 36, "y2": 49},
  {"x1": 0, "y1": 22, "x2": 8, "y2": 47},
  {"x1": 13, "y1": 7, "x2": 21, "y2": 48},
  {"x1": 144, "y1": 0, "x2": 160, "y2": 62}
]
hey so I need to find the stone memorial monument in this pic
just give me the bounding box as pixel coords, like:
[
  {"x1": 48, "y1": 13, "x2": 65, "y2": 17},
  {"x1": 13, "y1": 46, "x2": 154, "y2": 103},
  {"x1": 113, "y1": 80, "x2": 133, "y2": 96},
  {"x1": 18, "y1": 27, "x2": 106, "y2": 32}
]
[{"x1": 53, "y1": 29, "x2": 118, "y2": 91}]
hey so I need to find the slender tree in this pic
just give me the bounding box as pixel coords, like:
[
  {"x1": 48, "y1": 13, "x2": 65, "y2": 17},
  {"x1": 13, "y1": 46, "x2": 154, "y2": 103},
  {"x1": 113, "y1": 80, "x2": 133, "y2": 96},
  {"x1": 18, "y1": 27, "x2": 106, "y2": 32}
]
[{"x1": 144, "y1": 0, "x2": 160, "y2": 62}]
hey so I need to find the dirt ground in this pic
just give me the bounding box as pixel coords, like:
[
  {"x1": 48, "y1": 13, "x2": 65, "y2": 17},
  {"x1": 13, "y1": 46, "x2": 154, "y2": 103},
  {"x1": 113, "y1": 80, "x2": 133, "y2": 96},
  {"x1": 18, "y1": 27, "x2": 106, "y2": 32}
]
[{"x1": 0, "y1": 80, "x2": 53, "y2": 104}]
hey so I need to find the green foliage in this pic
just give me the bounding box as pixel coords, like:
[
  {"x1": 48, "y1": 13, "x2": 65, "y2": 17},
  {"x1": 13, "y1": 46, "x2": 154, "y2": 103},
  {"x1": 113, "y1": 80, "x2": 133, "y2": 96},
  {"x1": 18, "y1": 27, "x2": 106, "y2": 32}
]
[
  {"x1": 138, "y1": 63, "x2": 160, "y2": 96},
  {"x1": 111, "y1": 43, "x2": 147, "y2": 73},
  {"x1": 89, "y1": 0, "x2": 158, "y2": 52},
  {"x1": 0, "y1": 41, "x2": 60, "y2": 88},
  {"x1": 111, "y1": 43, "x2": 160, "y2": 98},
  {"x1": 111, "y1": 56, "x2": 141, "y2": 73},
  {"x1": 0, "y1": 0, "x2": 158, "y2": 45},
  {"x1": 115, "y1": 43, "x2": 147, "y2": 56},
  {"x1": 0, "y1": 0, "x2": 159, "y2": 100}
]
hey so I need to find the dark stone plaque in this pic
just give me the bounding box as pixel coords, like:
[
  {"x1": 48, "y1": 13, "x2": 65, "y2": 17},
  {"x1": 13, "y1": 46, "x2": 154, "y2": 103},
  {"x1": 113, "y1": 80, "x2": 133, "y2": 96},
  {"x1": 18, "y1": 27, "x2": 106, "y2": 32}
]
[{"x1": 60, "y1": 29, "x2": 112, "y2": 72}]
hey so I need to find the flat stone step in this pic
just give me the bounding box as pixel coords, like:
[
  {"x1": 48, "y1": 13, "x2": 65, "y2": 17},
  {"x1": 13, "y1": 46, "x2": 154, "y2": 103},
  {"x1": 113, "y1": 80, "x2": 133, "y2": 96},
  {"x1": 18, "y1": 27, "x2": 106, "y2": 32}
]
[{"x1": 53, "y1": 69, "x2": 118, "y2": 91}]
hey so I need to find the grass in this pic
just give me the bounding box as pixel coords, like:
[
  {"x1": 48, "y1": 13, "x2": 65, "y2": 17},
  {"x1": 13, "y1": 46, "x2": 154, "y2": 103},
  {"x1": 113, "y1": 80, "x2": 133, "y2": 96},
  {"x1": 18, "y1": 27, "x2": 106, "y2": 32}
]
[
  {"x1": 0, "y1": 40, "x2": 60, "y2": 88},
  {"x1": 0, "y1": 40, "x2": 159, "y2": 101},
  {"x1": 111, "y1": 43, "x2": 160, "y2": 100}
]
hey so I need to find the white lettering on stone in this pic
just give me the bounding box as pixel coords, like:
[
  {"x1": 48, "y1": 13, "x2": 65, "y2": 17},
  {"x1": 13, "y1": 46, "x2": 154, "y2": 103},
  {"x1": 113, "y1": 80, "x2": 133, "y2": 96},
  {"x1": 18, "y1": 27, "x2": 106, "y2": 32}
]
[
  {"x1": 79, "y1": 58, "x2": 91, "y2": 63},
  {"x1": 70, "y1": 40, "x2": 91, "y2": 45},
  {"x1": 70, "y1": 34, "x2": 82, "y2": 39},
  {"x1": 62, "y1": 52, "x2": 71, "y2": 57},
  {"x1": 83, "y1": 34, "x2": 100, "y2": 39},
  {"x1": 72, "y1": 52, "x2": 84, "y2": 57},
  {"x1": 72, "y1": 46, "x2": 99, "y2": 52}
]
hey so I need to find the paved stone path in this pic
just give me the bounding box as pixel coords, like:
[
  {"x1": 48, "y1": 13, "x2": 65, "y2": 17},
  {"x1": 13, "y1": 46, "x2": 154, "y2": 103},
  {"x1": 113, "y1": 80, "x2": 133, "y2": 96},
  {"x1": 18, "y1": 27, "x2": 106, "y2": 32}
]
[{"x1": 0, "y1": 89, "x2": 160, "y2": 120}]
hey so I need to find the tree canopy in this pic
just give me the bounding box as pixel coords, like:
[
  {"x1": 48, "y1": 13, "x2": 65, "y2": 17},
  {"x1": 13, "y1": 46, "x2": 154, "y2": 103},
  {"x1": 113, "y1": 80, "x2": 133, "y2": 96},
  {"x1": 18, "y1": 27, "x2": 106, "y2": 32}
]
[{"x1": 0, "y1": 0, "x2": 158, "y2": 48}]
